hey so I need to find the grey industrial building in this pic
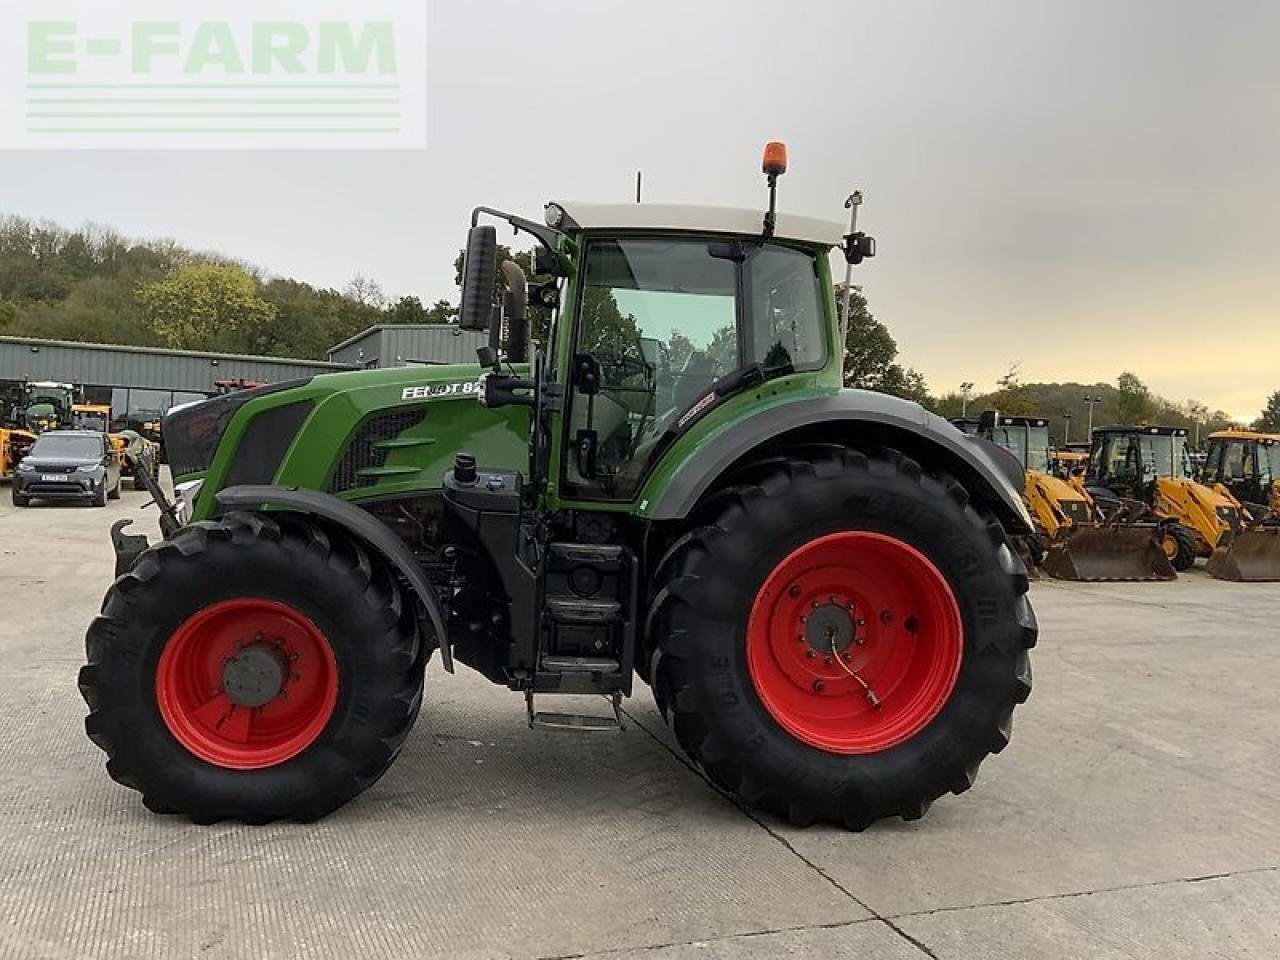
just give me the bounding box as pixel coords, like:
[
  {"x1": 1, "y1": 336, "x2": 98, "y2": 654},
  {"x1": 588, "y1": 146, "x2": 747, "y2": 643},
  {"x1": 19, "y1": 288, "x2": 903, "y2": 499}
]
[
  {"x1": 327, "y1": 325, "x2": 487, "y2": 368},
  {"x1": 1, "y1": 324, "x2": 483, "y2": 431}
]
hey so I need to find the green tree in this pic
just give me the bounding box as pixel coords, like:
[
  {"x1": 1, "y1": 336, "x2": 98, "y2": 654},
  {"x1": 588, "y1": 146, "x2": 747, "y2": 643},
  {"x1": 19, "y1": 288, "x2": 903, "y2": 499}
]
[
  {"x1": 386, "y1": 295, "x2": 427, "y2": 325},
  {"x1": 837, "y1": 282, "x2": 932, "y2": 404},
  {"x1": 1116, "y1": 371, "x2": 1157, "y2": 424},
  {"x1": 138, "y1": 264, "x2": 276, "y2": 352},
  {"x1": 1254, "y1": 391, "x2": 1280, "y2": 432}
]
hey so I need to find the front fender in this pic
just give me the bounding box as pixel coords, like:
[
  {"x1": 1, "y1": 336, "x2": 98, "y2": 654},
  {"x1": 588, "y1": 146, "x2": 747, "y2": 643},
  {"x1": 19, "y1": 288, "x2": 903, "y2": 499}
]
[
  {"x1": 645, "y1": 390, "x2": 1033, "y2": 534},
  {"x1": 214, "y1": 485, "x2": 452, "y2": 672}
]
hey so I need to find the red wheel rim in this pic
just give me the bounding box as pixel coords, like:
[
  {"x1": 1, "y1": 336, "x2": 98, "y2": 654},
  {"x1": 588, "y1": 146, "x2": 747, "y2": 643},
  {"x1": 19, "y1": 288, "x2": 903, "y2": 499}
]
[
  {"x1": 746, "y1": 532, "x2": 963, "y2": 754},
  {"x1": 155, "y1": 599, "x2": 339, "y2": 770}
]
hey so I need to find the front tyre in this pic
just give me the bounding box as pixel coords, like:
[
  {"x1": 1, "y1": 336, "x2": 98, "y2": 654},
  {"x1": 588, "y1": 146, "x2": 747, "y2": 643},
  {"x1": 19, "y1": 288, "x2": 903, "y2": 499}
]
[
  {"x1": 649, "y1": 447, "x2": 1037, "y2": 829},
  {"x1": 79, "y1": 512, "x2": 426, "y2": 822}
]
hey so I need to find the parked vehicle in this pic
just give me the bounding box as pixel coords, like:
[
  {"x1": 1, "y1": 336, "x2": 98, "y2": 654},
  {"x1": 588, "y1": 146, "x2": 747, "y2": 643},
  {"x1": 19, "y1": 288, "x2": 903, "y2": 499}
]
[{"x1": 12, "y1": 430, "x2": 122, "y2": 507}]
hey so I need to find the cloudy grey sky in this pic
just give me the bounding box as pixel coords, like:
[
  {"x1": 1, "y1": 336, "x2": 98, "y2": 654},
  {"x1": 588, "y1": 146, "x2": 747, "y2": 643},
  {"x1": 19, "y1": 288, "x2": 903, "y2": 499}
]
[{"x1": 2, "y1": 0, "x2": 1277, "y2": 419}]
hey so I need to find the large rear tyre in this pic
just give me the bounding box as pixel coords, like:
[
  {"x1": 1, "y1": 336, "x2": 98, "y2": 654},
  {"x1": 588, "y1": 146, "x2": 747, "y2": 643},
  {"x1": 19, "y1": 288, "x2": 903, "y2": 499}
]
[
  {"x1": 79, "y1": 511, "x2": 427, "y2": 822},
  {"x1": 648, "y1": 447, "x2": 1036, "y2": 829}
]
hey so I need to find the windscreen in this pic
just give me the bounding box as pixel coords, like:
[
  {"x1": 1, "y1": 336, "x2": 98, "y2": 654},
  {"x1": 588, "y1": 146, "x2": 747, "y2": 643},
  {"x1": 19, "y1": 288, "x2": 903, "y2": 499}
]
[{"x1": 31, "y1": 434, "x2": 102, "y2": 460}]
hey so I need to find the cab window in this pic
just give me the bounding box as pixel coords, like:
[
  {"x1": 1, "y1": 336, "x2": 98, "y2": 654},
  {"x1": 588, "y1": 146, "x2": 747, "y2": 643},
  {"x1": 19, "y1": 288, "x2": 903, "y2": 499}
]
[{"x1": 566, "y1": 237, "x2": 825, "y2": 499}]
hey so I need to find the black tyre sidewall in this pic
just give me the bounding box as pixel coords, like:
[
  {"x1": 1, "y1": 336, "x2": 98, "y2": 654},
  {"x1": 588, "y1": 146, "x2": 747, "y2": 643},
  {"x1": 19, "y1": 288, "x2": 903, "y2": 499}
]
[{"x1": 656, "y1": 454, "x2": 1030, "y2": 820}]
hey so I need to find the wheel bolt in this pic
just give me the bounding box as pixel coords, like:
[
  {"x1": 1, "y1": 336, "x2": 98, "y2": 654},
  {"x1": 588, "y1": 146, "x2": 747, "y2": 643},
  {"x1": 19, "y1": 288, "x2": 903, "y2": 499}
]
[
  {"x1": 812, "y1": 680, "x2": 825, "y2": 692},
  {"x1": 880, "y1": 611, "x2": 893, "y2": 624},
  {"x1": 805, "y1": 649, "x2": 816, "y2": 659},
  {"x1": 788, "y1": 585, "x2": 801, "y2": 598},
  {"x1": 823, "y1": 656, "x2": 833, "y2": 666}
]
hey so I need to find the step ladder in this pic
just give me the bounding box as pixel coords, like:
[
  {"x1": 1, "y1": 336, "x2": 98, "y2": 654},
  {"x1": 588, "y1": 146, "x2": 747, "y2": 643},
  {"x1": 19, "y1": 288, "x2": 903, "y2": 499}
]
[{"x1": 525, "y1": 688, "x2": 625, "y2": 733}]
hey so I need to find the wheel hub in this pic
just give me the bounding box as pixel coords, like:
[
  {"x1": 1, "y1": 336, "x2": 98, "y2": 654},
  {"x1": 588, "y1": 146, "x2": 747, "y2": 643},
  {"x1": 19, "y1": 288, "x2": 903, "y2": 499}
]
[
  {"x1": 803, "y1": 600, "x2": 857, "y2": 656},
  {"x1": 222, "y1": 642, "x2": 290, "y2": 708}
]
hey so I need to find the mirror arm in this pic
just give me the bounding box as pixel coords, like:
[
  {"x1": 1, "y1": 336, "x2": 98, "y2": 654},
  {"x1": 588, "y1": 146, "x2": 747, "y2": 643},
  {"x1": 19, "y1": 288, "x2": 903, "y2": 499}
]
[{"x1": 471, "y1": 206, "x2": 563, "y2": 252}]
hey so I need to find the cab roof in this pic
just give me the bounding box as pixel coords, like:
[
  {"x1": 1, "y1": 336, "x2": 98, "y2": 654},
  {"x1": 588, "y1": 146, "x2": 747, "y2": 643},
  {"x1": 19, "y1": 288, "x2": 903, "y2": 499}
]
[
  {"x1": 1094, "y1": 425, "x2": 1187, "y2": 436},
  {"x1": 550, "y1": 202, "x2": 846, "y2": 248},
  {"x1": 1207, "y1": 428, "x2": 1279, "y2": 442}
]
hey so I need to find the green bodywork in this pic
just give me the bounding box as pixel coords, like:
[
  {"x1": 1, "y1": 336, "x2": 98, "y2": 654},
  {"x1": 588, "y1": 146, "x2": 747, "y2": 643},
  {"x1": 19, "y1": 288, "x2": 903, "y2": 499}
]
[{"x1": 185, "y1": 232, "x2": 843, "y2": 523}]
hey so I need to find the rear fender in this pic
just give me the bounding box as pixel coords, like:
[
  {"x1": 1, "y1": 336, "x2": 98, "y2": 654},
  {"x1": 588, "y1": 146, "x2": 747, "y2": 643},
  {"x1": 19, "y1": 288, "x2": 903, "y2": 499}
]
[
  {"x1": 645, "y1": 391, "x2": 1033, "y2": 534},
  {"x1": 214, "y1": 485, "x2": 452, "y2": 672}
]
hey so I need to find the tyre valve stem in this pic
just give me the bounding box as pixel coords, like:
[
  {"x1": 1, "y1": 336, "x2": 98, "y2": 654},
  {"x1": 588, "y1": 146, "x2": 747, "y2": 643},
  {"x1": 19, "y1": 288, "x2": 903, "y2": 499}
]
[{"x1": 831, "y1": 637, "x2": 881, "y2": 709}]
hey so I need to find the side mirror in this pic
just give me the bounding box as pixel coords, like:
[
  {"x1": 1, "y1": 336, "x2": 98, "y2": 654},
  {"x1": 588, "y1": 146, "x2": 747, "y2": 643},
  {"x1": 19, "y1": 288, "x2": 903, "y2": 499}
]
[
  {"x1": 843, "y1": 231, "x2": 876, "y2": 265},
  {"x1": 458, "y1": 225, "x2": 497, "y2": 331}
]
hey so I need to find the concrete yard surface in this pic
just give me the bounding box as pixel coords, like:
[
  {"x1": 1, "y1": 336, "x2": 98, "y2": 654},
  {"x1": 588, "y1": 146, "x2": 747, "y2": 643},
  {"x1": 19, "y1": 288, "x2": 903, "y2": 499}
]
[{"x1": 1, "y1": 483, "x2": 1278, "y2": 959}]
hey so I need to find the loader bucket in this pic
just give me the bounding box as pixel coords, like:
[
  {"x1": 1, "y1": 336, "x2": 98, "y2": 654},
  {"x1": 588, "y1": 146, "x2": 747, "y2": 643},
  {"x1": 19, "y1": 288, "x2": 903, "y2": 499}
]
[
  {"x1": 1041, "y1": 527, "x2": 1177, "y2": 582},
  {"x1": 1206, "y1": 527, "x2": 1280, "y2": 581}
]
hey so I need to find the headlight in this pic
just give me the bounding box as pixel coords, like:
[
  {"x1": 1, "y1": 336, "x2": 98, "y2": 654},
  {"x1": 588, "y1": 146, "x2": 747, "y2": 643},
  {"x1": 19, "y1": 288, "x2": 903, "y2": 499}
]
[
  {"x1": 80, "y1": 464, "x2": 104, "y2": 474},
  {"x1": 16, "y1": 461, "x2": 33, "y2": 472},
  {"x1": 173, "y1": 479, "x2": 204, "y2": 525}
]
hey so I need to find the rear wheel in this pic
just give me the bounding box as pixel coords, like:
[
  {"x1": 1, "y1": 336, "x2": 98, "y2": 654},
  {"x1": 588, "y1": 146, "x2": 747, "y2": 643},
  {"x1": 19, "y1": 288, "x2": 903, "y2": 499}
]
[
  {"x1": 79, "y1": 512, "x2": 427, "y2": 822},
  {"x1": 648, "y1": 447, "x2": 1036, "y2": 829},
  {"x1": 1162, "y1": 524, "x2": 1198, "y2": 571},
  {"x1": 92, "y1": 481, "x2": 107, "y2": 507}
]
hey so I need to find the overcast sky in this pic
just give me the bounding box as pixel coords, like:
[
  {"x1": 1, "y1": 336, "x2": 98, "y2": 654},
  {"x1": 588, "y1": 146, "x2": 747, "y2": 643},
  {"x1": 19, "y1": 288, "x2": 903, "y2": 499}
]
[{"x1": 2, "y1": 0, "x2": 1277, "y2": 420}]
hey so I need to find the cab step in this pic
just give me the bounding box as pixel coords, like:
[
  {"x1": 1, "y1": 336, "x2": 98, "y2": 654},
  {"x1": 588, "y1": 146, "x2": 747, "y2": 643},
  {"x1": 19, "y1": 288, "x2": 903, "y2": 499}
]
[
  {"x1": 546, "y1": 598, "x2": 622, "y2": 625},
  {"x1": 540, "y1": 655, "x2": 620, "y2": 674},
  {"x1": 525, "y1": 691, "x2": 625, "y2": 732}
]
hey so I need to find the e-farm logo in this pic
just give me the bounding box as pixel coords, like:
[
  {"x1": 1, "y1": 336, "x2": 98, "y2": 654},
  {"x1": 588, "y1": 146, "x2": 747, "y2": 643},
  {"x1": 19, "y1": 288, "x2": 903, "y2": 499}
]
[{"x1": 1, "y1": 1, "x2": 426, "y2": 150}]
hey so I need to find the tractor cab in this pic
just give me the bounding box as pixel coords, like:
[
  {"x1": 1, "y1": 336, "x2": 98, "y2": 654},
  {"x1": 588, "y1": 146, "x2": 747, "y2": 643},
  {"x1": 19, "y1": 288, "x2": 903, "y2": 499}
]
[
  {"x1": 22, "y1": 381, "x2": 79, "y2": 434},
  {"x1": 1087, "y1": 425, "x2": 1192, "y2": 501},
  {"x1": 978, "y1": 412, "x2": 1052, "y2": 475},
  {"x1": 1202, "y1": 429, "x2": 1280, "y2": 513}
]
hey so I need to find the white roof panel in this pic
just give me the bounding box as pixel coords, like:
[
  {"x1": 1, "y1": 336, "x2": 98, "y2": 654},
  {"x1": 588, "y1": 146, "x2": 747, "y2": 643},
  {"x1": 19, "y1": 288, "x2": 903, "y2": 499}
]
[{"x1": 552, "y1": 202, "x2": 845, "y2": 247}]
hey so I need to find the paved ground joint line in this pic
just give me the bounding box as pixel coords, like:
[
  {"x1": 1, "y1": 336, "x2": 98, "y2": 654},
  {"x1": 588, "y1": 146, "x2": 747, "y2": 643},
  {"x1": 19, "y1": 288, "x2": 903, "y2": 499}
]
[
  {"x1": 885, "y1": 862, "x2": 1280, "y2": 922},
  {"x1": 621, "y1": 705, "x2": 941, "y2": 959}
]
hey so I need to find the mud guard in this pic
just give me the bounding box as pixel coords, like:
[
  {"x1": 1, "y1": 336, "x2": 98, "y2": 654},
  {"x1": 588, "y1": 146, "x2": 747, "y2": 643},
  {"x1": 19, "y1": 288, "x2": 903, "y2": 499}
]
[
  {"x1": 214, "y1": 485, "x2": 453, "y2": 672},
  {"x1": 647, "y1": 391, "x2": 1033, "y2": 534}
]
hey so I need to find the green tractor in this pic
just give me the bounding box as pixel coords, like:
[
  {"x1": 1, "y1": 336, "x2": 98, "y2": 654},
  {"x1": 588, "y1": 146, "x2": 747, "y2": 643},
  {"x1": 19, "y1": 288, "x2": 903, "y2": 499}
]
[{"x1": 81, "y1": 145, "x2": 1037, "y2": 828}]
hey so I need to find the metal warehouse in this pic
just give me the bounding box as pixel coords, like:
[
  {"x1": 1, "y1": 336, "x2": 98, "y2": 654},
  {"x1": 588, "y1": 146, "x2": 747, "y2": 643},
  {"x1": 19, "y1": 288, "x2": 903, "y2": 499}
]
[
  {"x1": 0, "y1": 335, "x2": 350, "y2": 430},
  {"x1": 327, "y1": 325, "x2": 487, "y2": 368}
]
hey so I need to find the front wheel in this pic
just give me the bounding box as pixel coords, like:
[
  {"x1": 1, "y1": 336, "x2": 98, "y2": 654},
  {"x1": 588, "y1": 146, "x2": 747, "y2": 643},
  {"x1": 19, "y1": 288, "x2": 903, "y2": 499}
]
[
  {"x1": 79, "y1": 512, "x2": 427, "y2": 822},
  {"x1": 1162, "y1": 524, "x2": 1198, "y2": 571},
  {"x1": 648, "y1": 447, "x2": 1037, "y2": 829}
]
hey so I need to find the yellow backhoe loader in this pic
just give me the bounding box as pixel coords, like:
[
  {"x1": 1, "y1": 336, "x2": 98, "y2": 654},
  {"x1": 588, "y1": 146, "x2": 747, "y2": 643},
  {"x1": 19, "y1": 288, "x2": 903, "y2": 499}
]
[
  {"x1": 1198, "y1": 429, "x2": 1280, "y2": 579},
  {"x1": 975, "y1": 413, "x2": 1175, "y2": 581},
  {"x1": 1086, "y1": 425, "x2": 1280, "y2": 581}
]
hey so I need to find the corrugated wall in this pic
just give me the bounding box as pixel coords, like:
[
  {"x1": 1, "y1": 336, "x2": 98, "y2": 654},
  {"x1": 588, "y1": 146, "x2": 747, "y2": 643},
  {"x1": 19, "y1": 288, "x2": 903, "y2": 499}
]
[
  {"x1": 0, "y1": 336, "x2": 348, "y2": 392},
  {"x1": 328, "y1": 326, "x2": 486, "y2": 368}
]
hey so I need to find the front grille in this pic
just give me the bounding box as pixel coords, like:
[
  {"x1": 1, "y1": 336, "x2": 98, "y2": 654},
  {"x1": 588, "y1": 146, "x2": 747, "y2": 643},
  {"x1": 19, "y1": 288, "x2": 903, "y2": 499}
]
[
  {"x1": 165, "y1": 392, "x2": 254, "y2": 479},
  {"x1": 27, "y1": 464, "x2": 76, "y2": 474},
  {"x1": 327, "y1": 410, "x2": 427, "y2": 493}
]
